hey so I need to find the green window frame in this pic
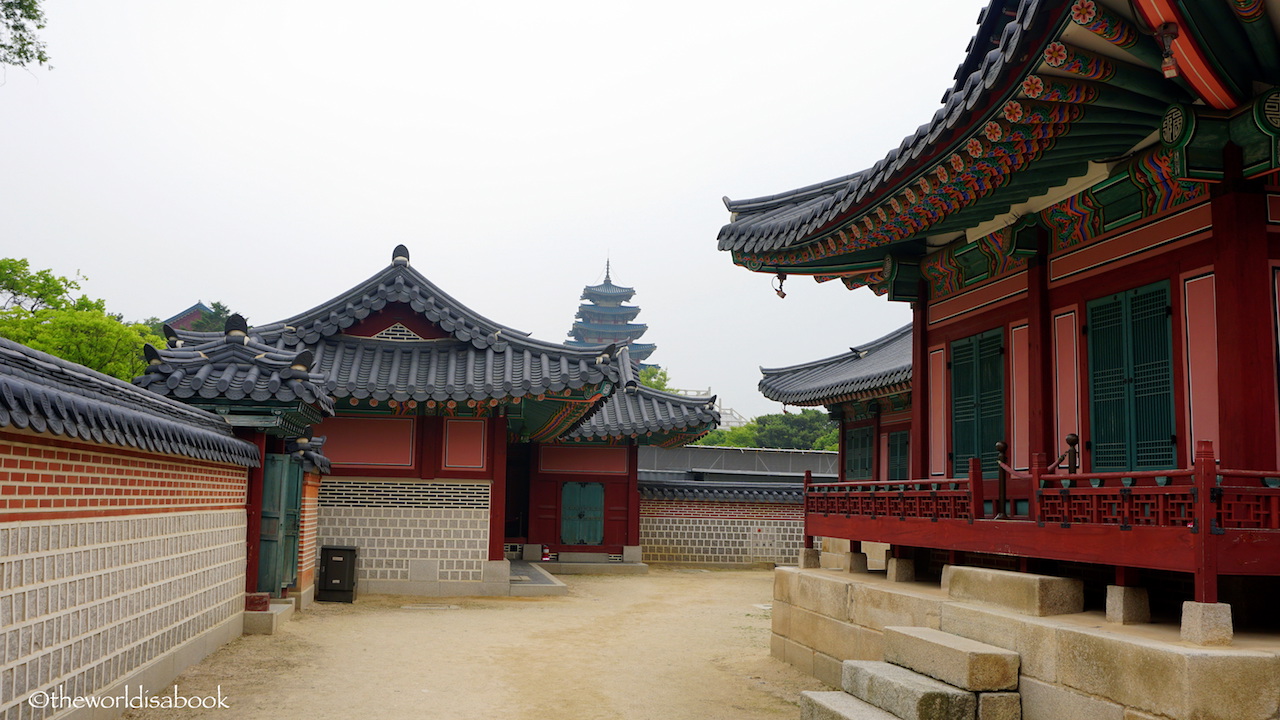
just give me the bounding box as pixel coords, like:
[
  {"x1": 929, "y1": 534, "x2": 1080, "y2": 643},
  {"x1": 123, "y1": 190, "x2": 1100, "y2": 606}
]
[
  {"x1": 1087, "y1": 281, "x2": 1176, "y2": 471},
  {"x1": 888, "y1": 430, "x2": 910, "y2": 482},
  {"x1": 844, "y1": 425, "x2": 874, "y2": 480},
  {"x1": 951, "y1": 328, "x2": 1005, "y2": 477}
]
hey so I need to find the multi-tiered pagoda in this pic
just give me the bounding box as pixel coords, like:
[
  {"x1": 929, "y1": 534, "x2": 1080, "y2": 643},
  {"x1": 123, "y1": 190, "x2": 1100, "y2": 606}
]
[{"x1": 566, "y1": 262, "x2": 655, "y2": 364}]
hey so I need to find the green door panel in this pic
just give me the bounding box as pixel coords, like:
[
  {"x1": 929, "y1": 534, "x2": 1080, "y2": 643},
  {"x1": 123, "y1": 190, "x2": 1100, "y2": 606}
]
[{"x1": 560, "y1": 482, "x2": 605, "y2": 545}]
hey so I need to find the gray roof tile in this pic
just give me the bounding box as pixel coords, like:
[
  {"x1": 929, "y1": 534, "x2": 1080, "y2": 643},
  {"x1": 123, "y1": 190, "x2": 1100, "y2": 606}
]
[
  {"x1": 759, "y1": 324, "x2": 912, "y2": 406},
  {"x1": 569, "y1": 384, "x2": 719, "y2": 442},
  {"x1": 0, "y1": 337, "x2": 258, "y2": 466}
]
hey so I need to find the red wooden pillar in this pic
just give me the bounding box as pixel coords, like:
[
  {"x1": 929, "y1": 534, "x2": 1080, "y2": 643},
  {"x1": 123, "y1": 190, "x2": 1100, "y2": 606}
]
[
  {"x1": 968, "y1": 456, "x2": 984, "y2": 520},
  {"x1": 239, "y1": 430, "x2": 267, "y2": 593},
  {"x1": 909, "y1": 282, "x2": 929, "y2": 480},
  {"x1": 1027, "y1": 231, "x2": 1054, "y2": 460},
  {"x1": 626, "y1": 443, "x2": 640, "y2": 546},
  {"x1": 488, "y1": 416, "x2": 508, "y2": 561},
  {"x1": 1212, "y1": 158, "x2": 1274, "y2": 470},
  {"x1": 1193, "y1": 440, "x2": 1220, "y2": 603}
]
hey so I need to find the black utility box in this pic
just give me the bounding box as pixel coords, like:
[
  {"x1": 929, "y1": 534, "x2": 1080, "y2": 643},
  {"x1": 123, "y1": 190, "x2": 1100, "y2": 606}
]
[{"x1": 316, "y1": 545, "x2": 358, "y2": 602}]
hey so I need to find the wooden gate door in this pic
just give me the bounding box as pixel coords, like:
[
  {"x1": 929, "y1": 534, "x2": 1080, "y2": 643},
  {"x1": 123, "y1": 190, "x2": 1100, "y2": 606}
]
[
  {"x1": 560, "y1": 482, "x2": 605, "y2": 546},
  {"x1": 258, "y1": 454, "x2": 303, "y2": 595}
]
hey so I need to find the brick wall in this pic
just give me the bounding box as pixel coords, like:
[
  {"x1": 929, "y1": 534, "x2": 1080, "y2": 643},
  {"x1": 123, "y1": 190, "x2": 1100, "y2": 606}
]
[
  {"x1": 639, "y1": 498, "x2": 804, "y2": 565},
  {"x1": 316, "y1": 479, "x2": 489, "y2": 587},
  {"x1": 0, "y1": 432, "x2": 248, "y2": 720},
  {"x1": 290, "y1": 473, "x2": 322, "y2": 601}
]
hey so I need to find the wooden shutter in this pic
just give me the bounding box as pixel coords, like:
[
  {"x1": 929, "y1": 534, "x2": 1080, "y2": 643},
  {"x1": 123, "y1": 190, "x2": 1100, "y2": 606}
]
[
  {"x1": 845, "y1": 426, "x2": 874, "y2": 480},
  {"x1": 951, "y1": 329, "x2": 1004, "y2": 476},
  {"x1": 1087, "y1": 282, "x2": 1175, "y2": 471},
  {"x1": 888, "y1": 431, "x2": 910, "y2": 482}
]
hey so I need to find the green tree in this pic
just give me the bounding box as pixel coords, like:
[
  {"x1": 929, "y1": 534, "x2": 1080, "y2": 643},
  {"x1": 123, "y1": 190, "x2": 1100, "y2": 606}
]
[
  {"x1": 189, "y1": 301, "x2": 243, "y2": 332},
  {"x1": 0, "y1": 258, "x2": 162, "y2": 381},
  {"x1": 694, "y1": 408, "x2": 836, "y2": 450},
  {"x1": 1, "y1": 0, "x2": 49, "y2": 68},
  {"x1": 638, "y1": 366, "x2": 671, "y2": 392}
]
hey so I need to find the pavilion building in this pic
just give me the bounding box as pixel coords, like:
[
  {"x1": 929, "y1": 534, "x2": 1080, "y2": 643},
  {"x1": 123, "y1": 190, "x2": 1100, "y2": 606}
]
[
  {"x1": 565, "y1": 262, "x2": 656, "y2": 364},
  {"x1": 715, "y1": 0, "x2": 1280, "y2": 717},
  {"x1": 164, "y1": 246, "x2": 718, "y2": 596}
]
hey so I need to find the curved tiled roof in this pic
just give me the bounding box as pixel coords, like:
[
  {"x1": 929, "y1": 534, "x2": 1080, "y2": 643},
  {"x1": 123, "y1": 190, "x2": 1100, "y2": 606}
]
[
  {"x1": 307, "y1": 335, "x2": 617, "y2": 403},
  {"x1": 759, "y1": 324, "x2": 912, "y2": 406},
  {"x1": 172, "y1": 247, "x2": 629, "y2": 405},
  {"x1": 719, "y1": 0, "x2": 1051, "y2": 255},
  {"x1": 639, "y1": 478, "x2": 802, "y2": 504},
  {"x1": 136, "y1": 324, "x2": 335, "y2": 415},
  {"x1": 0, "y1": 337, "x2": 259, "y2": 466},
  {"x1": 287, "y1": 433, "x2": 331, "y2": 475},
  {"x1": 569, "y1": 385, "x2": 719, "y2": 442}
]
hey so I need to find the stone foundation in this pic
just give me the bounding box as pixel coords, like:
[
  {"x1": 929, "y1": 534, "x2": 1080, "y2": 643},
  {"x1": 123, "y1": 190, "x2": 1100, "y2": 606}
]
[{"x1": 772, "y1": 566, "x2": 1280, "y2": 720}]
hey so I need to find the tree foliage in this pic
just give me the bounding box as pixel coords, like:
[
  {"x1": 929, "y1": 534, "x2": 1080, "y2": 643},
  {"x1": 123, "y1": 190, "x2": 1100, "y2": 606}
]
[
  {"x1": 0, "y1": 258, "x2": 162, "y2": 381},
  {"x1": 189, "y1": 301, "x2": 242, "y2": 332},
  {"x1": 1, "y1": 0, "x2": 48, "y2": 68},
  {"x1": 638, "y1": 366, "x2": 671, "y2": 392},
  {"x1": 694, "y1": 408, "x2": 836, "y2": 451}
]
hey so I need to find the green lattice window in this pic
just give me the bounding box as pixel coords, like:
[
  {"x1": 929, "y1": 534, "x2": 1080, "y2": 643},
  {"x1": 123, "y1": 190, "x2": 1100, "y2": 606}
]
[
  {"x1": 951, "y1": 328, "x2": 1004, "y2": 477},
  {"x1": 1087, "y1": 282, "x2": 1176, "y2": 471},
  {"x1": 888, "y1": 430, "x2": 910, "y2": 482},
  {"x1": 845, "y1": 425, "x2": 874, "y2": 480}
]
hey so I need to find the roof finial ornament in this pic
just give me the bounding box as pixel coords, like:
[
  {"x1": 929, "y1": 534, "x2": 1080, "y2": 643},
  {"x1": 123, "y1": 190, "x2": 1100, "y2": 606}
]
[
  {"x1": 224, "y1": 314, "x2": 249, "y2": 344},
  {"x1": 392, "y1": 244, "x2": 410, "y2": 265},
  {"x1": 604, "y1": 258, "x2": 612, "y2": 284}
]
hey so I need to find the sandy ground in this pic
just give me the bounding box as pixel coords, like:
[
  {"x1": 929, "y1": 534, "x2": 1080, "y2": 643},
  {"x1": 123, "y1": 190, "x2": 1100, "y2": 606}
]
[{"x1": 122, "y1": 567, "x2": 825, "y2": 720}]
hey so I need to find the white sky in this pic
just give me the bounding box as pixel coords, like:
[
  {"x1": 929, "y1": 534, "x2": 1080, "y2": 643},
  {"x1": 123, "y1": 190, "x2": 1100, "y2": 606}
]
[{"x1": 2, "y1": 0, "x2": 988, "y2": 419}]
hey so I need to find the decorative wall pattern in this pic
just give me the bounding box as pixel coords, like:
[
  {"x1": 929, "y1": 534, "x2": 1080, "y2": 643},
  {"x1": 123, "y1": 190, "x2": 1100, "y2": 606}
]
[{"x1": 640, "y1": 499, "x2": 803, "y2": 565}]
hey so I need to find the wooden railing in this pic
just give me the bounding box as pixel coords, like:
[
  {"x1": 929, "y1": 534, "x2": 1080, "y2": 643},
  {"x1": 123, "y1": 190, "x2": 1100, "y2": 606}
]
[{"x1": 803, "y1": 441, "x2": 1280, "y2": 603}]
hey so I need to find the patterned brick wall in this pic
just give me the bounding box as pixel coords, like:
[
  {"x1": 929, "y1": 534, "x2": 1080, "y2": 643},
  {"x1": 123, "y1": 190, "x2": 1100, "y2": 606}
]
[
  {"x1": 640, "y1": 499, "x2": 804, "y2": 565},
  {"x1": 291, "y1": 473, "x2": 322, "y2": 597},
  {"x1": 0, "y1": 434, "x2": 248, "y2": 720},
  {"x1": 317, "y1": 480, "x2": 490, "y2": 583}
]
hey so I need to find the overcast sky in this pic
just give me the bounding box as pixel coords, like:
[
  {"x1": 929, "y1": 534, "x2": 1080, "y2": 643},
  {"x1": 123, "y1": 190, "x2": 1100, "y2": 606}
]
[{"x1": 3, "y1": 0, "x2": 987, "y2": 420}]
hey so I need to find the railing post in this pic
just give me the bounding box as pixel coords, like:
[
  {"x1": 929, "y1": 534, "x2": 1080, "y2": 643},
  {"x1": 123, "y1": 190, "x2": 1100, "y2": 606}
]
[
  {"x1": 1193, "y1": 440, "x2": 1219, "y2": 603},
  {"x1": 1065, "y1": 433, "x2": 1079, "y2": 475},
  {"x1": 995, "y1": 441, "x2": 1009, "y2": 519},
  {"x1": 803, "y1": 469, "x2": 814, "y2": 549},
  {"x1": 1029, "y1": 452, "x2": 1047, "y2": 522},
  {"x1": 969, "y1": 457, "x2": 985, "y2": 520}
]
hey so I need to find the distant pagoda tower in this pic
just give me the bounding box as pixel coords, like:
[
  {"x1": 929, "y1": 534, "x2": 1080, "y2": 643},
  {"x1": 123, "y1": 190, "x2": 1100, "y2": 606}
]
[{"x1": 566, "y1": 262, "x2": 656, "y2": 364}]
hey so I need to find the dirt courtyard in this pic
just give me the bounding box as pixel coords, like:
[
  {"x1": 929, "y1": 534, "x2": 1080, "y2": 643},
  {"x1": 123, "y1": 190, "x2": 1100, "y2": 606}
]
[{"x1": 123, "y1": 566, "x2": 825, "y2": 720}]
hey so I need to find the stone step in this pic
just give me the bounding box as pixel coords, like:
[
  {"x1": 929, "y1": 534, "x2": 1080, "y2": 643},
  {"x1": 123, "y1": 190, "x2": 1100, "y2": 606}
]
[
  {"x1": 884, "y1": 626, "x2": 1019, "y2": 691},
  {"x1": 800, "y1": 691, "x2": 899, "y2": 720},
  {"x1": 842, "y1": 661, "x2": 976, "y2": 720}
]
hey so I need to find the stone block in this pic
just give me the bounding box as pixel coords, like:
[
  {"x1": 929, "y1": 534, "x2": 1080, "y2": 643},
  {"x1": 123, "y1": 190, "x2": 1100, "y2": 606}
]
[
  {"x1": 784, "y1": 637, "x2": 815, "y2": 675},
  {"x1": 521, "y1": 544, "x2": 542, "y2": 561},
  {"x1": 824, "y1": 538, "x2": 853, "y2": 554},
  {"x1": 1057, "y1": 623, "x2": 1280, "y2": 720},
  {"x1": 940, "y1": 564, "x2": 955, "y2": 590},
  {"x1": 1018, "y1": 677, "x2": 1122, "y2": 720},
  {"x1": 800, "y1": 691, "x2": 898, "y2": 720},
  {"x1": 772, "y1": 600, "x2": 792, "y2": 636},
  {"x1": 939, "y1": 603, "x2": 1060, "y2": 682},
  {"x1": 558, "y1": 551, "x2": 609, "y2": 563},
  {"x1": 1105, "y1": 586, "x2": 1149, "y2": 625},
  {"x1": 621, "y1": 545, "x2": 642, "y2": 563},
  {"x1": 790, "y1": 607, "x2": 863, "y2": 660},
  {"x1": 861, "y1": 542, "x2": 890, "y2": 570},
  {"x1": 242, "y1": 603, "x2": 292, "y2": 635},
  {"x1": 800, "y1": 548, "x2": 821, "y2": 568},
  {"x1": 776, "y1": 567, "x2": 799, "y2": 603},
  {"x1": 409, "y1": 558, "x2": 439, "y2": 581},
  {"x1": 1180, "y1": 601, "x2": 1232, "y2": 646},
  {"x1": 842, "y1": 660, "x2": 976, "y2": 720},
  {"x1": 883, "y1": 626, "x2": 1019, "y2": 691},
  {"x1": 886, "y1": 557, "x2": 915, "y2": 582},
  {"x1": 813, "y1": 652, "x2": 844, "y2": 689},
  {"x1": 948, "y1": 567, "x2": 1083, "y2": 616},
  {"x1": 481, "y1": 559, "x2": 510, "y2": 584},
  {"x1": 848, "y1": 553, "x2": 870, "y2": 573},
  {"x1": 823, "y1": 551, "x2": 853, "y2": 570},
  {"x1": 795, "y1": 571, "x2": 853, "y2": 621},
  {"x1": 771, "y1": 632, "x2": 785, "y2": 661},
  {"x1": 244, "y1": 592, "x2": 271, "y2": 612},
  {"x1": 979, "y1": 692, "x2": 1021, "y2": 720},
  {"x1": 849, "y1": 583, "x2": 942, "y2": 632}
]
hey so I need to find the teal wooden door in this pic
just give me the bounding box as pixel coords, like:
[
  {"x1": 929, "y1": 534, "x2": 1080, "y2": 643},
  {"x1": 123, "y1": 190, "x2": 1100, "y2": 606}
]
[
  {"x1": 1088, "y1": 282, "x2": 1175, "y2": 471},
  {"x1": 951, "y1": 329, "x2": 1004, "y2": 476},
  {"x1": 888, "y1": 430, "x2": 910, "y2": 482},
  {"x1": 258, "y1": 454, "x2": 303, "y2": 595},
  {"x1": 560, "y1": 482, "x2": 605, "y2": 545}
]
